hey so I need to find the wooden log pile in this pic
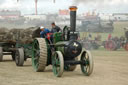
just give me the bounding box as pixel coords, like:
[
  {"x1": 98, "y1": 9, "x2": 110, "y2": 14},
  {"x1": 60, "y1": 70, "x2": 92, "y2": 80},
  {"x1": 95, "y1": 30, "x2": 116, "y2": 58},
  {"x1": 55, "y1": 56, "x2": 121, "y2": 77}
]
[{"x1": 0, "y1": 27, "x2": 41, "y2": 44}]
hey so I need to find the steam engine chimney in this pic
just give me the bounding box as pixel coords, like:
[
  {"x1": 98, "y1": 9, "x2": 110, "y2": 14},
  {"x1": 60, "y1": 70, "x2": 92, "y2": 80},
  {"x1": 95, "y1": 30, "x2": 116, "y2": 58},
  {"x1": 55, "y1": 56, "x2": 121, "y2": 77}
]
[
  {"x1": 69, "y1": 6, "x2": 77, "y2": 40},
  {"x1": 69, "y1": 6, "x2": 77, "y2": 32}
]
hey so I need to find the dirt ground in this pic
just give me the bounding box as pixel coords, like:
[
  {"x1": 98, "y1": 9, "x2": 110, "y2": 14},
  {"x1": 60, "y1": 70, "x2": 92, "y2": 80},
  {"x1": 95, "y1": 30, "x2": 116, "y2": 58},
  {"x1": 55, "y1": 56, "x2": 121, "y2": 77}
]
[{"x1": 0, "y1": 50, "x2": 128, "y2": 85}]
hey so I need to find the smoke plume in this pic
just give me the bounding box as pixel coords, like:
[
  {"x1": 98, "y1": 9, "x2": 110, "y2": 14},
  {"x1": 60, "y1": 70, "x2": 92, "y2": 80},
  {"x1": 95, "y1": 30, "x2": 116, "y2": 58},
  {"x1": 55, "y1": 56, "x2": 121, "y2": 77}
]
[{"x1": 73, "y1": 0, "x2": 127, "y2": 5}]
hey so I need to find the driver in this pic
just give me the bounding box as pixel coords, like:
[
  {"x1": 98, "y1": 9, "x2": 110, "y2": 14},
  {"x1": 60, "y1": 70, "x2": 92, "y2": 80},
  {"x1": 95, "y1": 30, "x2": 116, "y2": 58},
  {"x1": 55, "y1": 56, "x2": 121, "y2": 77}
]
[{"x1": 40, "y1": 26, "x2": 50, "y2": 38}]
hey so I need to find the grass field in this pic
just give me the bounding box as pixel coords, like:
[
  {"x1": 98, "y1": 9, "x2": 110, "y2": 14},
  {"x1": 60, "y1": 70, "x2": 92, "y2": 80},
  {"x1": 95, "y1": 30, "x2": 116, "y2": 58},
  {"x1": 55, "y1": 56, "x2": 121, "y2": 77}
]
[{"x1": 80, "y1": 21, "x2": 128, "y2": 41}]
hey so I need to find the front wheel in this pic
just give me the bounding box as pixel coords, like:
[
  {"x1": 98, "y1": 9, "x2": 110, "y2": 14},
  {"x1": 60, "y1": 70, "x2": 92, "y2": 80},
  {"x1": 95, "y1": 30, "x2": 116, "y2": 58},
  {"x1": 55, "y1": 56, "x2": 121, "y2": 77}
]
[
  {"x1": 52, "y1": 51, "x2": 64, "y2": 77},
  {"x1": 80, "y1": 50, "x2": 94, "y2": 76},
  {"x1": 15, "y1": 48, "x2": 24, "y2": 66}
]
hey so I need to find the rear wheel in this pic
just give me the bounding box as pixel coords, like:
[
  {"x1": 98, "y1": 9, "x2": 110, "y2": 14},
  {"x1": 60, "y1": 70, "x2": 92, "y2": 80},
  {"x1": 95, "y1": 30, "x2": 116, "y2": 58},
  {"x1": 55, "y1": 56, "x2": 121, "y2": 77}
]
[
  {"x1": 0, "y1": 47, "x2": 3, "y2": 62},
  {"x1": 52, "y1": 51, "x2": 64, "y2": 77},
  {"x1": 80, "y1": 50, "x2": 93, "y2": 76},
  {"x1": 32, "y1": 38, "x2": 47, "y2": 72},
  {"x1": 15, "y1": 48, "x2": 24, "y2": 66}
]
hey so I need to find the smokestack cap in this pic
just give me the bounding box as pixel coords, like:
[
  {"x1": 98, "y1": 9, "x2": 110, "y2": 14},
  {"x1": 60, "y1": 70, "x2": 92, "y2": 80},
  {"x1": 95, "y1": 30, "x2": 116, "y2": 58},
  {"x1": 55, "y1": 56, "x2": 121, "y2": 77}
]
[{"x1": 69, "y1": 6, "x2": 77, "y2": 11}]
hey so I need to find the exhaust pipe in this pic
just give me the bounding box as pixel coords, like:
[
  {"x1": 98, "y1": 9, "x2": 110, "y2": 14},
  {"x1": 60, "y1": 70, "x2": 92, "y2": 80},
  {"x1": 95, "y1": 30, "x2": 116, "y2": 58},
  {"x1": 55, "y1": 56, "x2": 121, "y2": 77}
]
[
  {"x1": 69, "y1": 6, "x2": 77, "y2": 32},
  {"x1": 69, "y1": 6, "x2": 77, "y2": 40}
]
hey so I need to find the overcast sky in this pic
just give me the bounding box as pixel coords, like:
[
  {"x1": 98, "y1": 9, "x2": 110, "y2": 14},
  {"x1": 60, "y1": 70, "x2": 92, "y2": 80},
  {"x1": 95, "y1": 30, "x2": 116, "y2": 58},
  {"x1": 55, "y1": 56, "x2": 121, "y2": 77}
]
[{"x1": 0, "y1": 0, "x2": 128, "y2": 14}]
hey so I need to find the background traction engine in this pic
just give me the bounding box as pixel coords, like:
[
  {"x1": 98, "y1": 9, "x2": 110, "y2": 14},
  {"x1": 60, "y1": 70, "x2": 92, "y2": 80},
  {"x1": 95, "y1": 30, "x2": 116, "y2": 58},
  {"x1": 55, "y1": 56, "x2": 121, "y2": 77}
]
[{"x1": 31, "y1": 6, "x2": 94, "y2": 77}]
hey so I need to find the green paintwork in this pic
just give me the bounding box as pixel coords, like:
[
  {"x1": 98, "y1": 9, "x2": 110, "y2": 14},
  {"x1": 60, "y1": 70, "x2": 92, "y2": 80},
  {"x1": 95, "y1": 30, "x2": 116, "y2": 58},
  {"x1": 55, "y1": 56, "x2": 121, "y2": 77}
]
[
  {"x1": 52, "y1": 52, "x2": 61, "y2": 76},
  {"x1": 16, "y1": 43, "x2": 33, "y2": 58},
  {"x1": 57, "y1": 47, "x2": 64, "y2": 55},
  {"x1": 80, "y1": 52, "x2": 90, "y2": 76},
  {"x1": 32, "y1": 39, "x2": 40, "y2": 70},
  {"x1": 53, "y1": 32, "x2": 63, "y2": 43}
]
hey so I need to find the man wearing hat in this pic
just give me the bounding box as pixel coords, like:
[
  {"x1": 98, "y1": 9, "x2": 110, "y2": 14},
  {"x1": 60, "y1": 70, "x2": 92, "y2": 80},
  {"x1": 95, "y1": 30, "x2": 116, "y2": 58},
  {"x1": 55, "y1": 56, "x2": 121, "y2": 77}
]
[{"x1": 40, "y1": 26, "x2": 50, "y2": 38}]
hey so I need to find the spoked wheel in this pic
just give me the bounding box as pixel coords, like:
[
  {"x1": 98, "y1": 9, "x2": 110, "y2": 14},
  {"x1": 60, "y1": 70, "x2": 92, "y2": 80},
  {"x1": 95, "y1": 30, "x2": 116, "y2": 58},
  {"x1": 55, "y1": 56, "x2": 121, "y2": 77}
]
[
  {"x1": 0, "y1": 47, "x2": 3, "y2": 62},
  {"x1": 80, "y1": 50, "x2": 93, "y2": 76},
  {"x1": 15, "y1": 48, "x2": 24, "y2": 66},
  {"x1": 52, "y1": 51, "x2": 64, "y2": 77},
  {"x1": 32, "y1": 38, "x2": 47, "y2": 72},
  {"x1": 124, "y1": 42, "x2": 128, "y2": 51},
  {"x1": 64, "y1": 58, "x2": 78, "y2": 71}
]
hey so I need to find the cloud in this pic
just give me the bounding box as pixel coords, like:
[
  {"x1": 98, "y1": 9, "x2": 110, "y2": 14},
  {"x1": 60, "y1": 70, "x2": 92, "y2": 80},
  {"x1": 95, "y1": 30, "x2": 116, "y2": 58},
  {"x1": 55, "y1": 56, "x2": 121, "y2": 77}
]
[
  {"x1": 73, "y1": 0, "x2": 128, "y2": 5},
  {"x1": 0, "y1": 0, "x2": 20, "y2": 10},
  {"x1": 72, "y1": 0, "x2": 128, "y2": 13},
  {"x1": 0, "y1": 0, "x2": 127, "y2": 14},
  {"x1": 72, "y1": 0, "x2": 128, "y2": 8}
]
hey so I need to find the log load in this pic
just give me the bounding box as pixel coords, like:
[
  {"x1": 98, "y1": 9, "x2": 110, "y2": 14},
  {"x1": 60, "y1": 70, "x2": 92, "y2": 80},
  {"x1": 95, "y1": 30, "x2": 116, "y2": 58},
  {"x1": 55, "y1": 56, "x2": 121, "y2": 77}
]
[{"x1": 0, "y1": 27, "x2": 41, "y2": 44}]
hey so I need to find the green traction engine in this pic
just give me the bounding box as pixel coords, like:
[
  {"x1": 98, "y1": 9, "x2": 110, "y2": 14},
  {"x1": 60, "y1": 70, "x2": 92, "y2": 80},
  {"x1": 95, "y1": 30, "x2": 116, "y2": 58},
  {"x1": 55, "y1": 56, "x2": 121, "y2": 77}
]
[{"x1": 32, "y1": 6, "x2": 94, "y2": 77}]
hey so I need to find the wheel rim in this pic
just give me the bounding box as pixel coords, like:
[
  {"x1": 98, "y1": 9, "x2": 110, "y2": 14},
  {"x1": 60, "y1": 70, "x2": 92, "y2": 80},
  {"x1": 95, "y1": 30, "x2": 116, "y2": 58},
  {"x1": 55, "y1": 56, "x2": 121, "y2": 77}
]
[
  {"x1": 80, "y1": 50, "x2": 93, "y2": 76},
  {"x1": 32, "y1": 38, "x2": 47, "y2": 72},
  {"x1": 52, "y1": 51, "x2": 64, "y2": 77},
  {"x1": 53, "y1": 53, "x2": 60, "y2": 75},
  {"x1": 32, "y1": 39, "x2": 40, "y2": 70},
  {"x1": 15, "y1": 48, "x2": 24, "y2": 66},
  {"x1": 81, "y1": 52, "x2": 89, "y2": 75},
  {"x1": 15, "y1": 50, "x2": 19, "y2": 64}
]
